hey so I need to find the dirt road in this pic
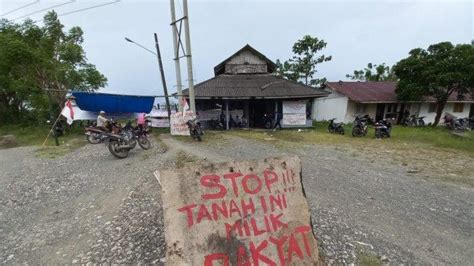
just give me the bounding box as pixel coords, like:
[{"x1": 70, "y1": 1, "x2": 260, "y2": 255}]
[{"x1": 1, "y1": 133, "x2": 473, "y2": 264}]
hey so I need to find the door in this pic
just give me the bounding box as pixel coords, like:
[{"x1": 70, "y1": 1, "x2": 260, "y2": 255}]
[{"x1": 375, "y1": 104, "x2": 385, "y2": 121}]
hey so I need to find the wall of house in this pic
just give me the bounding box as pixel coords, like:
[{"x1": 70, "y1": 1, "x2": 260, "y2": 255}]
[
  {"x1": 225, "y1": 50, "x2": 267, "y2": 74},
  {"x1": 419, "y1": 102, "x2": 471, "y2": 124},
  {"x1": 344, "y1": 102, "x2": 377, "y2": 122},
  {"x1": 312, "y1": 91, "x2": 348, "y2": 122}
]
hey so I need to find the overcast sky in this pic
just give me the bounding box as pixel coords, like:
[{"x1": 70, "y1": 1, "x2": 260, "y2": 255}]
[{"x1": 1, "y1": 0, "x2": 473, "y2": 98}]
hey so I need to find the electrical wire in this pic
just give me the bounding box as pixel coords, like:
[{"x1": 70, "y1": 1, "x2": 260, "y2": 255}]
[
  {"x1": 1, "y1": 0, "x2": 40, "y2": 17},
  {"x1": 12, "y1": 0, "x2": 75, "y2": 21},
  {"x1": 54, "y1": 0, "x2": 120, "y2": 18}
]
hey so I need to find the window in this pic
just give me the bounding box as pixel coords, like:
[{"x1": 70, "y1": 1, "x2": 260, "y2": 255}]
[
  {"x1": 355, "y1": 103, "x2": 367, "y2": 114},
  {"x1": 453, "y1": 103, "x2": 464, "y2": 113},
  {"x1": 428, "y1": 103, "x2": 437, "y2": 113}
]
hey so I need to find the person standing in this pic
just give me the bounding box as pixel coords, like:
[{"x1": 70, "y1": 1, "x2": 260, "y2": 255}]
[
  {"x1": 273, "y1": 111, "x2": 282, "y2": 130},
  {"x1": 137, "y1": 112, "x2": 146, "y2": 129}
]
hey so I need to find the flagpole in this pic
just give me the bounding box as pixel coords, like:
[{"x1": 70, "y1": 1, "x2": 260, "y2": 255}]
[{"x1": 41, "y1": 111, "x2": 63, "y2": 147}]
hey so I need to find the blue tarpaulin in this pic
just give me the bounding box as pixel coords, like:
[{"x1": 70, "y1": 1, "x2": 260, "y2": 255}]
[{"x1": 72, "y1": 91, "x2": 155, "y2": 113}]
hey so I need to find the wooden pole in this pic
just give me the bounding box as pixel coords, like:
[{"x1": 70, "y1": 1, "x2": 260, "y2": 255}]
[
  {"x1": 226, "y1": 100, "x2": 229, "y2": 130},
  {"x1": 41, "y1": 112, "x2": 62, "y2": 147},
  {"x1": 154, "y1": 33, "x2": 171, "y2": 120}
]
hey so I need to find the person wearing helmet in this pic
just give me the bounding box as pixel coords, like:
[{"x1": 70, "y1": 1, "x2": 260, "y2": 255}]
[{"x1": 97, "y1": 111, "x2": 109, "y2": 131}]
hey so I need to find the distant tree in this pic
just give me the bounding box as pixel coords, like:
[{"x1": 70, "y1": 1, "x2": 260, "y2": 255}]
[
  {"x1": 276, "y1": 35, "x2": 332, "y2": 87},
  {"x1": 0, "y1": 11, "x2": 107, "y2": 124},
  {"x1": 393, "y1": 42, "x2": 474, "y2": 126},
  {"x1": 346, "y1": 63, "x2": 397, "y2": 81}
]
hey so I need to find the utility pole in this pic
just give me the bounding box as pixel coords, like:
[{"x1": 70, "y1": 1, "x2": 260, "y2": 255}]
[
  {"x1": 154, "y1": 33, "x2": 171, "y2": 119},
  {"x1": 170, "y1": 0, "x2": 196, "y2": 113},
  {"x1": 170, "y1": 0, "x2": 183, "y2": 112},
  {"x1": 182, "y1": 0, "x2": 195, "y2": 113}
]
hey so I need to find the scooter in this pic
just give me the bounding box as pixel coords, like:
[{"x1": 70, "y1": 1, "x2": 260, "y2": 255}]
[{"x1": 328, "y1": 118, "x2": 345, "y2": 135}]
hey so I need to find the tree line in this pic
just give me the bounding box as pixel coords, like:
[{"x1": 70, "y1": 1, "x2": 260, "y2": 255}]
[
  {"x1": 276, "y1": 36, "x2": 473, "y2": 126},
  {"x1": 0, "y1": 11, "x2": 106, "y2": 124}
]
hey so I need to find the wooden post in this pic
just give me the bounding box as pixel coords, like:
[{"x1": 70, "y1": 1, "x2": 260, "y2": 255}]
[{"x1": 154, "y1": 33, "x2": 171, "y2": 120}]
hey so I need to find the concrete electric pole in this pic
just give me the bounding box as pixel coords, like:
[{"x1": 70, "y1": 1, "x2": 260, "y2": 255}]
[{"x1": 170, "y1": 0, "x2": 196, "y2": 113}]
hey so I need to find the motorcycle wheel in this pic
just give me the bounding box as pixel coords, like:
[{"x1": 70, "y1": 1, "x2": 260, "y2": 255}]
[
  {"x1": 108, "y1": 140, "x2": 129, "y2": 159},
  {"x1": 375, "y1": 130, "x2": 382, "y2": 139},
  {"x1": 418, "y1": 120, "x2": 425, "y2": 127},
  {"x1": 196, "y1": 134, "x2": 202, "y2": 142},
  {"x1": 338, "y1": 127, "x2": 345, "y2": 135},
  {"x1": 129, "y1": 139, "x2": 137, "y2": 149},
  {"x1": 87, "y1": 133, "x2": 101, "y2": 144},
  {"x1": 138, "y1": 137, "x2": 151, "y2": 150},
  {"x1": 264, "y1": 121, "x2": 272, "y2": 129},
  {"x1": 352, "y1": 127, "x2": 361, "y2": 137}
]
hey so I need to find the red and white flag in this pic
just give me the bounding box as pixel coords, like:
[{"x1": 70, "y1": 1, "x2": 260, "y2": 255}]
[
  {"x1": 181, "y1": 97, "x2": 189, "y2": 117},
  {"x1": 61, "y1": 99, "x2": 75, "y2": 125}
]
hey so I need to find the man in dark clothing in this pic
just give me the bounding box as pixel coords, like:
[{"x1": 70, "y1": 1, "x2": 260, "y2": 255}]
[{"x1": 273, "y1": 112, "x2": 282, "y2": 129}]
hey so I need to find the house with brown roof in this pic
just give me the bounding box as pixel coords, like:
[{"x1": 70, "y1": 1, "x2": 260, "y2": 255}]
[
  {"x1": 181, "y1": 44, "x2": 329, "y2": 128},
  {"x1": 312, "y1": 81, "x2": 473, "y2": 124}
]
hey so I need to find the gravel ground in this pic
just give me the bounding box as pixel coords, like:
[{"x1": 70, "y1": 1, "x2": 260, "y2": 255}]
[
  {"x1": 0, "y1": 140, "x2": 169, "y2": 264},
  {"x1": 1, "y1": 132, "x2": 473, "y2": 264}
]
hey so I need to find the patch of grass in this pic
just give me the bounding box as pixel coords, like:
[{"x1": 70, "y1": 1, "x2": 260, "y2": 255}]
[
  {"x1": 35, "y1": 138, "x2": 87, "y2": 159},
  {"x1": 0, "y1": 124, "x2": 84, "y2": 147},
  {"x1": 227, "y1": 122, "x2": 474, "y2": 154},
  {"x1": 358, "y1": 251, "x2": 382, "y2": 266},
  {"x1": 175, "y1": 150, "x2": 198, "y2": 168}
]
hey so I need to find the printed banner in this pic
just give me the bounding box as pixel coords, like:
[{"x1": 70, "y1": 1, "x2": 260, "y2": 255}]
[
  {"x1": 170, "y1": 111, "x2": 195, "y2": 135},
  {"x1": 158, "y1": 156, "x2": 320, "y2": 265},
  {"x1": 283, "y1": 101, "x2": 307, "y2": 126}
]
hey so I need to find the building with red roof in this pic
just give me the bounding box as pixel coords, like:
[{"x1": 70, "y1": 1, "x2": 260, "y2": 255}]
[{"x1": 313, "y1": 81, "x2": 473, "y2": 124}]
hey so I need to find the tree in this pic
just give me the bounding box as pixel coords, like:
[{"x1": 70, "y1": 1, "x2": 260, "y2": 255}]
[
  {"x1": 0, "y1": 11, "x2": 107, "y2": 124},
  {"x1": 393, "y1": 42, "x2": 474, "y2": 126},
  {"x1": 276, "y1": 35, "x2": 332, "y2": 87},
  {"x1": 346, "y1": 63, "x2": 397, "y2": 81}
]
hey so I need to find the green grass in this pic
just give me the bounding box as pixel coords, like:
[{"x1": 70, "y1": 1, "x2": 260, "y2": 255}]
[
  {"x1": 0, "y1": 124, "x2": 87, "y2": 158},
  {"x1": 225, "y1": 122, "x2": 474, "y2": 154},
  {"x1": 0, "y1": 124, "x2": 85, "y2": 146}
]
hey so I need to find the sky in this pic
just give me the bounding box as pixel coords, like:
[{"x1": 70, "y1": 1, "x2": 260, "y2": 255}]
[{"x1": 1, "y1": 0, "x2": 473, "y2": 99}]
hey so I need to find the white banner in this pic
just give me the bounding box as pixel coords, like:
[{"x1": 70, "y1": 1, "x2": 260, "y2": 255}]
[
  {"x1": 283, "y1": 100, "x2": 306, "y2": 114},
  {"x1": 170, "y1": 111, "x2": 195, "y2": 135},
  {"x1": 283, "y1": 100, "x2": 306, "y2": 126}
]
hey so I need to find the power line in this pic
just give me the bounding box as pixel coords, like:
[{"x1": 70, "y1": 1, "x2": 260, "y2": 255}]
[
  {"x1": 12, "y1": 0, "x2": 75, "y2": 21},
  {"x1": 55, "y1": 0, "x2": 120, "y2": 18},
  {"x1": 32, "y1": 0, "x2": 121, "y2": 23},
  {"x1": 1, "y1": 0, "x2": 40, "y2": 17}
]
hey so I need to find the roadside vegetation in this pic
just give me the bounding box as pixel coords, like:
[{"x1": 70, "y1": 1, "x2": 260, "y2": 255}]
[{"x1": 226, "y1": 122, "x2": 474, "y2": 154}]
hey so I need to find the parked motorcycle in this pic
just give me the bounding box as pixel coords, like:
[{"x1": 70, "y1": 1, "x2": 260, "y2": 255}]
[
  {"x1": 133, "y1": 125, "x2": 151, "y2": 150},
  {"x1": 262, "y1": 113, "x2": 273, "y2": 129},
  {"x1": 352, "y1": 115, "x2": 372, "y2": 137},
  {"x1": 444, "y1": 114, "x2": 468, "y2": 131},
  {"x1": 328, "y1": 118, "x2": 345, "y2": 135},
  {"x1": 105, "y1": 127, "x2": 135, "y2": 159},
  {"x1": 186, "y1": 118, "x2": 203, "y2": 141},
  {"x1": 85, "y1": 124, "x2": 107, "y2": 144},
  {"x1": 374, "y1": 120, "x2": 392, "y2": 139}
]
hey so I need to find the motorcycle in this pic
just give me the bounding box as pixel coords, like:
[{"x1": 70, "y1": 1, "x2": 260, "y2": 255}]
[
  {"x1": 374, "y1": 120, "x2": 392, "y2": 139},
  {"x1": 133, "y1": 125, "x2": 152, "y2": 150},
  {"x1": 105, "y1": 127, "x2": 135, "y2": 159},
  {"x1": 85, "y1": 124, "x2": 108, "y2": 144},
  {"x1": 444, "y1": 114, "x2": 468, "y2": 131},
  {"x1": 186, "y1": 118, "x2": 203, "y2": 141},
  {"x1": 328, "y1": 118, "x2": 345, "y2": 135},
  {"x1": 262, "y1": 113, "x2": 273, "y2": 129},
  {"x1": 352, "y1": 115, "x2": 372, "y2": 137}
]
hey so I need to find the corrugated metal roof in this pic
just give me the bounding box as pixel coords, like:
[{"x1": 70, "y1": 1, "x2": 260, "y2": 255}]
[
  {"x1": 326, "y1": 81, "x2": 473, "y2": 103},
  {"x1": 181, "y1": 74, "x2": 329, "y2": 99}
]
